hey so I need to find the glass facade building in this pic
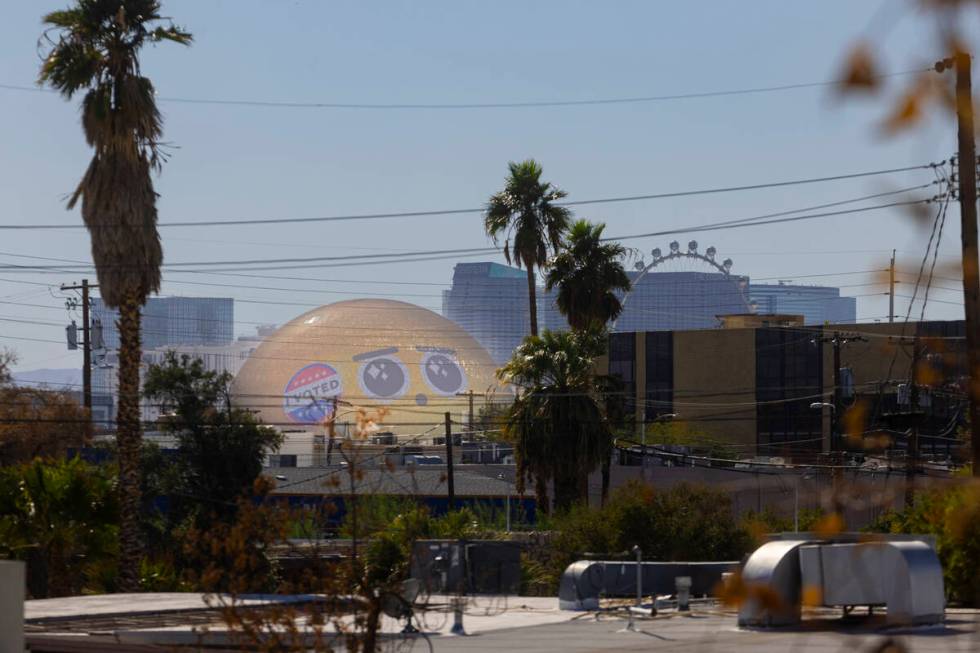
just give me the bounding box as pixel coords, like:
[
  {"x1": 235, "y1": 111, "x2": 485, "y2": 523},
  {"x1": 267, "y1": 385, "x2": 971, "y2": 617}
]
[
  {"x1": 91, "y1": 296, "x2": 235, "y2": 425},
  {"x1": 442, "y1": 262, "x2": 564, "y2": 364},
  {"x1": 749, "y1": 283, "x2": 856, "y2": 325},
  {"x1": 614, "y1": 271, "x2": 751, "y2": 332},
  {"x1": 92, "y1": 296, "x2": 234, "y2": 350},
  {"x1": 444, "y1": 262, "x2": 856, "y2": 368}
]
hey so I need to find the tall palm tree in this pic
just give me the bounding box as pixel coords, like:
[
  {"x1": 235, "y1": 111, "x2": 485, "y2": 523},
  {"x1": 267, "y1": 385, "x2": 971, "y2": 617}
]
[
  {"x1": 485, "y1": 160, "x2": 571, "y2": 337},
  {"x1": 39, "y1": 0, "x2": 191, "y2": 591},
  {"x1": 498, "y1": 330, "x2": 610, "y2": 513},
  {"x1": 546, "y1": 219, "x2": 631, "y2": 331}
]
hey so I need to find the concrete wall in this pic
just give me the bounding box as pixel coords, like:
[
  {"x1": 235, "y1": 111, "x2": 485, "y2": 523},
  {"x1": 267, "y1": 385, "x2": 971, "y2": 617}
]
[{"x1": 586, "y1": 461, "x2": 956, "y2": 530}]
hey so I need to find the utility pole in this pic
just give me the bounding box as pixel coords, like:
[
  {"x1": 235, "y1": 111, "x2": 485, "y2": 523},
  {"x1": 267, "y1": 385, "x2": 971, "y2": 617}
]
[
  {"x1": 325, "y1": 395, "x2": 338, "y2": 466},
  {"x1": 954, "y1": 52, "x2": 980, "y2": 478},
  {"x1": 444, "y1": 412, "x2": 456, "y2": 510},
  {"x1": 906, "y1": 336, "x2": 922, "y2": 508},
  {"x1": 61, "y1": 279, "x2": 96, "y2": 437},
  {"x1": 889, "y1": 250, "x2": 896, "y2": 323},
  {"x1": 815, "y1": 331, "x2": 866, "y2": 513},
  {"x1": 832, "y1": 334, "x2": 843, "y2": 456},
  {"x1": 457, "y1": 390, "x2": 475, "y2": 435},
  {"x1": 938, "y1": 52, "x2": 980, "y2": 476}
]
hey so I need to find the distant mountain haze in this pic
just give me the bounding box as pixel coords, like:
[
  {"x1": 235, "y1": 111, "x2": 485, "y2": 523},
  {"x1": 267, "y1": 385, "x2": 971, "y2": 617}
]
[{"x1": 11, "y1": 368, "x2": 82, "y2": 389}]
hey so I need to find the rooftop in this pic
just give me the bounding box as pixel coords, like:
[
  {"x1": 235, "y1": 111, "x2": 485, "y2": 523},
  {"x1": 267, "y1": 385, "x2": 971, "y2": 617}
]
[{"x1": 23, "y1": 593, "x2": 980, "y2": 652}]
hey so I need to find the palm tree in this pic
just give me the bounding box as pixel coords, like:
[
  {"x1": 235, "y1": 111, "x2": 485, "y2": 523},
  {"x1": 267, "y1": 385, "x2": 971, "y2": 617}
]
[
  {"x1": 546, "y1": 219, "x2": 631, "y2": 331},
  {"x1": 485, "y1": 160, "x2": 572, "y2": 337},
  {"x1": 498, "y1": 330, "x2": 610, "y2": 513},
  {"x1": 39, "y1": 1, "x2": 191, "y2": 591}
]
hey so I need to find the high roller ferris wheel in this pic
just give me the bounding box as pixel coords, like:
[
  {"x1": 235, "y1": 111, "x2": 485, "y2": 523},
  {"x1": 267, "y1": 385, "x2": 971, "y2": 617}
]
[{"x1": 614, "y1": 240, "x2": 755, "y2": 331}]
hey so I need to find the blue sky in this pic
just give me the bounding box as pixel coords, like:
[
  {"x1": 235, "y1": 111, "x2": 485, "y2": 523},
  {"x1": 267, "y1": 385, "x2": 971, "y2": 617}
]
[{"x1": 0, "y1": 1, "x2": 972, "y2": 371}]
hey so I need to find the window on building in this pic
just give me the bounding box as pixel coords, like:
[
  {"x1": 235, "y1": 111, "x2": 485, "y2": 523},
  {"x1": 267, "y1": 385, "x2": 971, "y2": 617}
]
[
  {"x1": 756, "y1": 329, "x2": 822, "y2": 452},
  {"x1": 645, "y1": 331, "x2": 673, "y2": 421},
  {"x1": 608, "y1": 332, "x2": 636, "y2": 417}
]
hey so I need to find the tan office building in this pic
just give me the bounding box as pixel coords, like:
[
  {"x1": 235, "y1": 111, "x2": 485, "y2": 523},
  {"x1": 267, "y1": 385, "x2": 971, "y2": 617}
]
[{"x1": 597, "y1": 320, "x2": 967, "y2": 461}]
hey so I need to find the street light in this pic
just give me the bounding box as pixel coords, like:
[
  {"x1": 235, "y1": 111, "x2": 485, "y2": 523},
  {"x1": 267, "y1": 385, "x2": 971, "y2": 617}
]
[
  {"x1": 793, "y1": 469, "x2": 815, "y2": 532},
  {"x1": 641, "y1": 413, "x2": 679, "y2": 478},
  {"x1": 643, "y1": 412, "x2": 679, "y2": 445},
  {"x1": 497, "y1": 472, "x2": 511, "y2": 532},
  {"x1": 810, "y1": 401, "x2": 839, "y2": 450}
]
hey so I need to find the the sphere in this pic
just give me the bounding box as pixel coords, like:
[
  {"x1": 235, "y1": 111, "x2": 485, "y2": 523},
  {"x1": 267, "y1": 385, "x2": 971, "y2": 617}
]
[{"x1": 232, "y1": 299, "x2": 500, "y2": 434}]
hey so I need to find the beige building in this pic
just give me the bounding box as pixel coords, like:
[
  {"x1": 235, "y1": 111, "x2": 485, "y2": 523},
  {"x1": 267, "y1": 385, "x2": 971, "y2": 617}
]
[{"x1": 598, "y1": 320, "x2": 967, "y2": 461}]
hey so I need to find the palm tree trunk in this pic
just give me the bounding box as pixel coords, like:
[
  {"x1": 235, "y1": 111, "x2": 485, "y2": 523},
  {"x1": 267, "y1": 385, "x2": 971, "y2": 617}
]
[
  {"x1": 116, "y1": 290, "x2": 143, "y2": 592},
  {"x1": 525, "y1": 264, "x2": 539, "y2": 337},
  {"x1": 534, "y1": 475, "x2": 549, "y2": 517}
]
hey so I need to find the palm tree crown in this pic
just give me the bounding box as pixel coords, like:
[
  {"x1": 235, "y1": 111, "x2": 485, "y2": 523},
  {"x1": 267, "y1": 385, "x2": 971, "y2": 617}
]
[
  {"x1": 546, "y1": 219, "x2": 631, "y2": 331},
  {"x1": 485, "y1": 159, "x2": 572, "y2": 336},
  {"x1": 39, "y1": 0, "x2": 191, "y2": 306},
  {"x1": 497, "y1": 329, "x2": 610, "y2": 512}
]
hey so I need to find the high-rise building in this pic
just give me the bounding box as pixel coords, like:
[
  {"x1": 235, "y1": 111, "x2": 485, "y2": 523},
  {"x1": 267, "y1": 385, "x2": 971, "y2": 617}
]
[
  {"x1": 749, "y1": 283, "x2": 856, "y2": 325},
  {"x1": 613, "y1": 270, "x2": 751, "y2": 332},
  {"x1": 91, "y1": 296, "x2": 236, "y2": 425},
  {"x1": 91, "y1": 296, "x2": 234, "y2": 349},
  {"x1": 442, "y1": 263, "x2": 533, "y2": 364},
  {"x1": 444, "y1": 261, "x2": 857, "y2": 365}
]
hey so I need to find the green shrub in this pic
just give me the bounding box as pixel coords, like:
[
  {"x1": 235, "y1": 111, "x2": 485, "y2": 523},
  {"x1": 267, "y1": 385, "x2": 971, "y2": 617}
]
[
  {"x1": 740, "y1": 506, "x2": 825, "y2": 545},
  {"x1": 524, "y1": 482, "x2": 752, "y2": 594},
  {"x1": 868, "y1": 481, "x2": 980, "y2": 606},
  {"x1": 0, "y1": 457, "x2": 118, "y2": 598}
]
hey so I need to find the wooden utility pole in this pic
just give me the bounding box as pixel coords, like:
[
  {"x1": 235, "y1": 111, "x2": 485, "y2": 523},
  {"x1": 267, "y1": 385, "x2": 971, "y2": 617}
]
[
  {"x1": 444, "y1": 412, "x2": 456, "y2": 510},
  {"x1": 950, "y1": 52, "x2": 980, "y2": 477},
  {"x1": 61, "y1": 279, "x2": 95, "y2": 437},
  {"x1": 325, "y1": 395, "x2": 338, "y2": 466},
  {"x1": 905, "y1": 336, "x2": 922, "y2": 508},
  {"x1": 457, "y1": 390, "x2": 475, "y2": 434},
  {"x1": 831, "y1": 333, "x2": 844, "y2": 511},
  {"x1": 832, "y1": 333, "x2": 843, "y2": 455},
  {"x1": 889, "y1": 250, "x2": 896, "y2": 323}
]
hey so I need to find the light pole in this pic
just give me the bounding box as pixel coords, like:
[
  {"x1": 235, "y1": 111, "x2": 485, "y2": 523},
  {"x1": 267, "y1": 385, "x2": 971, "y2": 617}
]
[
  {"x1": 643, "y1": 413, "x2": 678, "y2": 478},
  {"x1": 794, "y1": 469, "x2": 814, "y2": 532},
  {"x1": 809, "y1": 402, "x2": 836, "y2": 449},
  {"x1": 497, "y1": 473, "x2": 511, "y2": 532},
  {"x1": 644, "y1": 412, "x2": 679, "y2": 445},
  {"x1": 810, "y1": 402, "x2": 841, "y2": 513}
]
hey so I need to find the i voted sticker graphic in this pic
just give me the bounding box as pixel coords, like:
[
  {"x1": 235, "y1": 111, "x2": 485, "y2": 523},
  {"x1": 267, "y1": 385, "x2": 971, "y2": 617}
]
[{"x1": 283, "y1": 362, "x2": 343, "y2": 423}]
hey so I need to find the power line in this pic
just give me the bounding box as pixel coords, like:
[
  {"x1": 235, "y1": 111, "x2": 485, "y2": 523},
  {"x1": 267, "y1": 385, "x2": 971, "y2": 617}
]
[
  {"x1": 606, "y1": 198, "x2": 934, "y2": 242},
  {"x1": 0, "y1": 163, "x2": 941, "y2": 231},
  {"x1": 0, "y1": 68, "x2": 929, "y2": 110},
  {"x1": 0, "y1": 198, "x2": 938, "y2": 274}
]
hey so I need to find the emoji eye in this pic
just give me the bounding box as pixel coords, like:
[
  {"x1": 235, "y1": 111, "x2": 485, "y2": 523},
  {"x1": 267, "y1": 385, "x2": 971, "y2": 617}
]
[
  {"x1": 354, "y1": 348, "x2": 409, "y2": 400},
  {"x1": 420, "y1": 351, "x2": 467, "y2": 396}
]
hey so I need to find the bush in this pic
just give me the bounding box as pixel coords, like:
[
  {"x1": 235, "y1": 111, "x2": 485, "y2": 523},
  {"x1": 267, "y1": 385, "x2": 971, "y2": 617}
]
[
  {"x1": 868, "y1": 481, "x2": 980, "y2": 606},
  {"x1": 0, "y1": 457, "x2": 118, "y2": 597},
  {"x1": 524, "y1": 482, "x2": 752, "y2": 594},
  {"x1": 740, "y1": 506, "x2": 825, "y2": 545}
]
